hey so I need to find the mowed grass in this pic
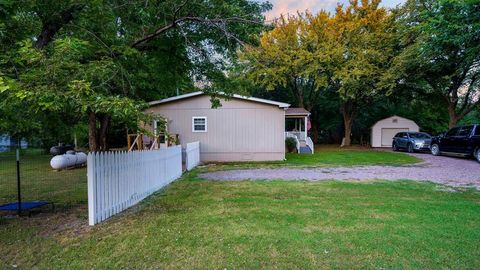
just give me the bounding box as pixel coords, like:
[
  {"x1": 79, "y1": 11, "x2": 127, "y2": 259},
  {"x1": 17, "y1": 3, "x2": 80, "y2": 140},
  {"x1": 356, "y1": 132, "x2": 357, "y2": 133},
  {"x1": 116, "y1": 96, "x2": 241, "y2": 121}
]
[
  {"x1": 1, "y1": 173, "x2": 480, "y2": 269},
  {"x1": 0, "y1": 149, "x2": 87, "y2": 207},
  {"x1": 285, "y1": 148, "x2": 420, "y2": 167},
  {"x1": 2, "y1": 147, "x2": 474, "y2": 269},
  {"x1": 210, "y1": 147, "x2": 420, "y2": 169}
]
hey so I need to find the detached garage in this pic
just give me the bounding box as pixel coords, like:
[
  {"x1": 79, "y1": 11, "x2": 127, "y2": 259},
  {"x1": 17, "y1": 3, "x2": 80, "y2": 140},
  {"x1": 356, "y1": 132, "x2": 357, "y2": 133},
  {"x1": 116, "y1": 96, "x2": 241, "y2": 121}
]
[{"x1": 371, "y1": 116, "x2": 419, "y2": 147}]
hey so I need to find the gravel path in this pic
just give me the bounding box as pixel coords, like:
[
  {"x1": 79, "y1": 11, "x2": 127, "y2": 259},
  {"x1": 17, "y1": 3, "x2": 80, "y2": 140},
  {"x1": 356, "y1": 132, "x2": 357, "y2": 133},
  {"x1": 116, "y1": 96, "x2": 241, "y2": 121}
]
[{"x1": 199, "y1": 153, "x2": 480, "y2": 189}]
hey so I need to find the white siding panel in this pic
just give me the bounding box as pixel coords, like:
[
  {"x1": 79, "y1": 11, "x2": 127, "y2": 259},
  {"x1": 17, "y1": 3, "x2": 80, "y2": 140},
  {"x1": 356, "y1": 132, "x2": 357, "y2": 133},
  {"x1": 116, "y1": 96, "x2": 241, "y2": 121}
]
[{"x1": 145, "y1": 95, "x2": 285, "y2": 161}]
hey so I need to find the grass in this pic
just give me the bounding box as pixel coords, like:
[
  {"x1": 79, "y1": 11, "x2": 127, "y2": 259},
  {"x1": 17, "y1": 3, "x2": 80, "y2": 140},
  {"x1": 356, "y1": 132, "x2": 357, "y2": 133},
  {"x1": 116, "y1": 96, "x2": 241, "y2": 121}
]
[
  {"x1": 207, "y1": 146, "x2": 421, "y2": 169},
  {"x1": 1, "y1": 173, "x2": 479, "y2": 269},
  {"x1": 284, "y1": 148, "x2": 420, "y2": 167},
  {"x1": 0, "y1": 149, "x2": 87, "y2": 207},
  {"x1": 2, "y1": 146, "x2": 475, "y2": 269}
]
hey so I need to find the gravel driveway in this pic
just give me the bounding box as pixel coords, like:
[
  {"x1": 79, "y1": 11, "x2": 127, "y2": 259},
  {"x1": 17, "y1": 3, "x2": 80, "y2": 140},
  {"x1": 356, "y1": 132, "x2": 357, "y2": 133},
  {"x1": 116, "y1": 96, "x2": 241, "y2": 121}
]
[{"x1": 200, "y1": 153, "x2": 480, "y2": 189}]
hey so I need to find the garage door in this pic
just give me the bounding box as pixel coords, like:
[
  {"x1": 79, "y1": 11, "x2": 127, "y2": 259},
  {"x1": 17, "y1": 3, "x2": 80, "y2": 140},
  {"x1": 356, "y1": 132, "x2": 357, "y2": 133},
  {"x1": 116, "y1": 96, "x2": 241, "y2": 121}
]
[{"x1": 381, "y1": 128, "x2": 408, "y2": 147}]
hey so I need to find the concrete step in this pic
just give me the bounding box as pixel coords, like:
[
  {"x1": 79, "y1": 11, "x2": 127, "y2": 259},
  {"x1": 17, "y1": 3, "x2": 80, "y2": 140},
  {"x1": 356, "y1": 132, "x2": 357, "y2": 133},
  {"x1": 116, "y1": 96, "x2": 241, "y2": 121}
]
[{"x1": 299, "y1": 146, "x2": 313, "y2": 154}]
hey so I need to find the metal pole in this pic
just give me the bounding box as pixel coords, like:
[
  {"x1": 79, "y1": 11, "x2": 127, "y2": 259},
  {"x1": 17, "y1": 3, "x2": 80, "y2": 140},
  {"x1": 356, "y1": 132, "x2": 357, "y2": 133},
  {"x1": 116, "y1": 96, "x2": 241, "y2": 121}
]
[{"x1": 16, "y1": 148, "x2": 22, "y2": 215}]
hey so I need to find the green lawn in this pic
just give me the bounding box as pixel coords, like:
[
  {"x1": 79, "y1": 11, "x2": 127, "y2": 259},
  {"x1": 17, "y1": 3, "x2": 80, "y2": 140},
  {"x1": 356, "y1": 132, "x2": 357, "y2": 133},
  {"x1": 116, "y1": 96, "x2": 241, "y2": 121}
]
[
  {"x1": 284, "y1": 148, "x2": 420, "y2": 166},
  {"x1": 1, "y1": 173, "x2": 479, "y2": 269},
  {"x1": 2, "y1": 147, "x2": 478, "y2": 269},
  {"x1": 0, "y1": 149, "x2": 87, "y2": 207},
  {"x1": 208, "y1": 147, "x2": 421, "y2": 169}
]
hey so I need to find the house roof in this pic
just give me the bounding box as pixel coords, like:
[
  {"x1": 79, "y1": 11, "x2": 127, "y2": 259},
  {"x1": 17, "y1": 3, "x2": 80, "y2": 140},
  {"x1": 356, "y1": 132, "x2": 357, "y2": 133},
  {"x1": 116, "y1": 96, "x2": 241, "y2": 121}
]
[
  {"x1": 285, "y1": 107, "x2": 310, "y2": 116},
  {"x1": 148, "y1": 91, "x2": 290, "y2": 108},
  {"x1": 371, "y1": 115, "x2": 419, "y2": 128}
]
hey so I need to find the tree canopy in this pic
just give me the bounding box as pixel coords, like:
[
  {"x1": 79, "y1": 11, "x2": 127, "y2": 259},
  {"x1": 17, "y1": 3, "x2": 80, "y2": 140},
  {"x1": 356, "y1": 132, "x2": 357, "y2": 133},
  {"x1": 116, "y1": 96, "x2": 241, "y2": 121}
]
[{"x1": 0, "y1": 0, "x2": 270, "y2": 150}]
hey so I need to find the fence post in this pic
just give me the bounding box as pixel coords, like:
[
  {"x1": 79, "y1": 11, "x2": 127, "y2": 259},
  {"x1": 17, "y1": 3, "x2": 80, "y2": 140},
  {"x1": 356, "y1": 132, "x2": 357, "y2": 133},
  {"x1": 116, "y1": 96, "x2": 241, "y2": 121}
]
[
  {"x1": 87, "y1": 153, "x2": 96, "y2": 226},
  {"x1": 16, "y1": 148, "x2": 21, "y2": 215}
]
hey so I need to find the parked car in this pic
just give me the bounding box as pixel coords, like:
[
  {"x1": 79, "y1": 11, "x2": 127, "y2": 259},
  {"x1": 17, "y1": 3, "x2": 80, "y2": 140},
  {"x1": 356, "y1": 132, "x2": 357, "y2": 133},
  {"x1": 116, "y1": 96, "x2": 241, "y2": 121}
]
[
  {"x1": 430, "y1": 125, "x2": 480, "y2": 162},
  {"x1": 392, "y1": 132, "x2": 432, "y2": 153}
]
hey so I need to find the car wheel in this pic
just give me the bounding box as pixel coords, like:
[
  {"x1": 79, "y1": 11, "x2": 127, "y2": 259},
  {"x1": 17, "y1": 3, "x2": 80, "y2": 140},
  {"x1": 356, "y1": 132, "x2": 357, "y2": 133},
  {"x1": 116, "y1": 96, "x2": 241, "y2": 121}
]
[
  {"x1": 392, "y1": 143, "x2": 398, "y2": 151},
  {"x1": 475, "y1": 149, "x2": 480, "y2": 163},
  {"x1": 431, "y1": 144, "x2": 441, "y2": 156},
  {"x1": 407, "y1": 143, "x2": 414, "y2": 153}
]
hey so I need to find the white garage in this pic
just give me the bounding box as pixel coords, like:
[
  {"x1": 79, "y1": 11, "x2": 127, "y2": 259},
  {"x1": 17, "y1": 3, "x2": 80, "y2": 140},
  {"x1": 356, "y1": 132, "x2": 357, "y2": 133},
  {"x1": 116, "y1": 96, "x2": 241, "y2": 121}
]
[{"x1": 371, "y1": 116, "x2": 419, "y2": 147}]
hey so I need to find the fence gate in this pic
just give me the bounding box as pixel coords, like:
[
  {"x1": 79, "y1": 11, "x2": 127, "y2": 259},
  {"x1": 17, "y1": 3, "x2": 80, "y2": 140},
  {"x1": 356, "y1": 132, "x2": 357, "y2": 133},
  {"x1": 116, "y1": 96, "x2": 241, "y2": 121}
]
[{"x1": 185, "y1": 141, "x2": 200, "y2": 171}]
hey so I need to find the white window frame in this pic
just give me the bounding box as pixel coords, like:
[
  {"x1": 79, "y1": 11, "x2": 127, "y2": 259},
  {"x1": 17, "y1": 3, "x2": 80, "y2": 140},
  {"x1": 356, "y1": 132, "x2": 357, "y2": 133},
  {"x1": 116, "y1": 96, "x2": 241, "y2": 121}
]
[{"x1": 192, "y1": 116, "x2": 207, "y2": 133}]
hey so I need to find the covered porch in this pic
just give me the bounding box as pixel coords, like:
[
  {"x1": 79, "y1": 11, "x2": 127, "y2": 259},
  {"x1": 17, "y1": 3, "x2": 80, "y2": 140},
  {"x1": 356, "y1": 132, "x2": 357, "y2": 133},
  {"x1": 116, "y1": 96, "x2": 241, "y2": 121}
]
[{"x1": 285, "y1": 108, "x2": 314, "y2": 154}]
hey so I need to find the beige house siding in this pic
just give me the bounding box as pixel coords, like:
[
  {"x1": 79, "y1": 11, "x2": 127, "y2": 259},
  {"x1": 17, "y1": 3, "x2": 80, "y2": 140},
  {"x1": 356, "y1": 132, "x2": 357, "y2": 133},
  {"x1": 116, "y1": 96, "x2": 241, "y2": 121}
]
[
  {"x1": 144, "y1": 95, "x2": 286, "y2": 161},
  {"x1": 371, "y1": 116, "x2": 419, "y2": 147}
]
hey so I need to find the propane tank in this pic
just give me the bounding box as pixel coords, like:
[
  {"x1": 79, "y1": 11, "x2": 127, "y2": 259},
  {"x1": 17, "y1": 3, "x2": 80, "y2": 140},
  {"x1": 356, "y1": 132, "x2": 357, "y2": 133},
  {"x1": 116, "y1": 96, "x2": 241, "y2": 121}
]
[{"x1": 50, "y1": 151, "x2": 87, "y2": 170}]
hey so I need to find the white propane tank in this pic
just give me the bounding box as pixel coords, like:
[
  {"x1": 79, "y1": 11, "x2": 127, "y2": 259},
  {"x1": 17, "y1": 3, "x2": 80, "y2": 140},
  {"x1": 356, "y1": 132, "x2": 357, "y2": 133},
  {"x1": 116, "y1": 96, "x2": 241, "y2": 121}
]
[{"x1": 50, "y1": 151, "x2": 87, "y2": 170}]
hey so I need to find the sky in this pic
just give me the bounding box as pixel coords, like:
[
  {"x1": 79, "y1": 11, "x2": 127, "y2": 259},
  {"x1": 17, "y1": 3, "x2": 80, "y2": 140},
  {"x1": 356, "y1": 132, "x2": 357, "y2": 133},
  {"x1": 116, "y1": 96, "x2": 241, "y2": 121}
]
[{"x1": 263, "y1": 0, "x2": 406, "y2": 20}]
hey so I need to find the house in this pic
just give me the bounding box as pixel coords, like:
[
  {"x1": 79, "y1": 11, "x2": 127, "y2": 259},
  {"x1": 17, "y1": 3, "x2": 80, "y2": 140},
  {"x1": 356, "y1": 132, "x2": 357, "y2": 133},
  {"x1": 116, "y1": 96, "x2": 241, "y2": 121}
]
[
  {"x1": 0, "y1": 134, "x2": 28, "y2": 150},
  {"x1": 371, "y1": 116, "x2": 420, "y2": 147},
  {"x1": 144, "y1": 91, "x2": 313, "y2": 162}
]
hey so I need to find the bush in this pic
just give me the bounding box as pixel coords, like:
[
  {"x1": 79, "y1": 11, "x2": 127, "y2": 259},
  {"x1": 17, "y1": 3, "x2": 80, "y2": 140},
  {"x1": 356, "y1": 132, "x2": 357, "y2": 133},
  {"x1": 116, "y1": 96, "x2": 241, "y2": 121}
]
[{"x1": 285, "y1": 137, "x2": 297, "y2": 153}]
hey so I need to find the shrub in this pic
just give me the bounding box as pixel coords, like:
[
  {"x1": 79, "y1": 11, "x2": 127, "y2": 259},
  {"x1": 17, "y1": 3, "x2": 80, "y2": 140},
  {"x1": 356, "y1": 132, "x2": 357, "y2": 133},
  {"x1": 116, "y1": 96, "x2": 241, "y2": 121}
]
[{"x1": 285, "y1": 137, "x2": 297, "y2": 153}]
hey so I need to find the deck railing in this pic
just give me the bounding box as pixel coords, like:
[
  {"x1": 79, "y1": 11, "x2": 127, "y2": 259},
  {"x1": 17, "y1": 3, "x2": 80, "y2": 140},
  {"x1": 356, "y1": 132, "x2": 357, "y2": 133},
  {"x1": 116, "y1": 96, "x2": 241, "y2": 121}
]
[
  {"x1": 306, "y1": 137, "x2": 314, "y2": 154},
  {"x1": 285, "y1": 131, "x2": 306, "y2": 141}
]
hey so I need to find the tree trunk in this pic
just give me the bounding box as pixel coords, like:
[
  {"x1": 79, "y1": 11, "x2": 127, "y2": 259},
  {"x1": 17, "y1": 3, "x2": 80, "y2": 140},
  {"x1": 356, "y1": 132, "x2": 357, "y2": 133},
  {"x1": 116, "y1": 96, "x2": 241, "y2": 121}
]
[
  {"x1": 341, "y1": 101, "x2": 355, "y2": 147},
  {"x1": 342, "y1": 115, "x2": 353, "y2": 147},
  {"x1": 98, "y1": 114, "x2": 110, "y2": 151},
  {"x1": 88, "y1": 111, "x2": 97, "y2": 152},
  {"x1": 34, "y1": 5, "x2": 84, "y2": 48},
  {"x1": 447, "y1": 102, "x2": 460, "y2": 128},
  {"x1": 311, "y1": 119, "x2": 319, "y2": 144}
]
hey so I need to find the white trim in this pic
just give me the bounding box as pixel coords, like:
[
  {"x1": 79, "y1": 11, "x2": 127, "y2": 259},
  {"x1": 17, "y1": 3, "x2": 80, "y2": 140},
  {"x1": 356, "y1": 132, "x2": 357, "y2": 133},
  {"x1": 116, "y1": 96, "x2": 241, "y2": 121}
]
[
  {"x1": 149, "y1": 91, "x2": 290, "y2": 108},
  {"x1": 153, "y1": 120, "x2": 158, "y2": 136},
  {"x1": 192, "y1": 116, "x2": 207, "y2": 133},
  {"x1": 304, "y1": 116, "x2": 308, "y2": 140}
]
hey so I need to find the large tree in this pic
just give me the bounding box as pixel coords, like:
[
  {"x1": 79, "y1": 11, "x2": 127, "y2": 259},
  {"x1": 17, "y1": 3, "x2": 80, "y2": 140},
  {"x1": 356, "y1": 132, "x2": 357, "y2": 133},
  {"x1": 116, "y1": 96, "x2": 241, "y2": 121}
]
[
  {"x1": 242, "y1": 0, "x2": 396, "y2": 146},
  {"x1": 239, "y1": 12, "x2": 335, "y2": 111},
  {"x1": 0, "y1": 0, "x2": 269, "y2": 151},
  {"x1": 329, "y1": 0, "x2": 396, "y2": 146},
  {"x1": 387, "y1": 0, "x2": 480, "y2": 128}
]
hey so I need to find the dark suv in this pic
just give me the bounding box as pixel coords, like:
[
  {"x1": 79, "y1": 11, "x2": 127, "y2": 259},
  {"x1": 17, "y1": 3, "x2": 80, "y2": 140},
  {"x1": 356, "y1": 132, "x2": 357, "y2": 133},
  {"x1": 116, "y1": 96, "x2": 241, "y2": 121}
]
[{"x1": 430, "y1": 125, "x2": 480, "y2": 162}]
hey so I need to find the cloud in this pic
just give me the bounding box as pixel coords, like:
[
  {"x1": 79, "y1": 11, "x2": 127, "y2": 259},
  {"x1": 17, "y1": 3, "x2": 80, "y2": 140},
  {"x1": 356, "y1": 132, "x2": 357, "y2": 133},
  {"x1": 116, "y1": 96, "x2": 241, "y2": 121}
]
[
  {"x1": 265, "y1": 0, "x2": 338, "y2": 20},
  {"x1": 263, "y1": 0, "x2": 406, "y2": 20}
]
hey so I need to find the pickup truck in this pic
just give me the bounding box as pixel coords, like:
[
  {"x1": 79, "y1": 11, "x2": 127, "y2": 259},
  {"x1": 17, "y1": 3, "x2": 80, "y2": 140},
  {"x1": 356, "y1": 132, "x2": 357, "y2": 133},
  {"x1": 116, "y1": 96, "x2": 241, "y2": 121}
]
[{"x1": 430, "y1": 124, "x2": 480, "y2": 162}]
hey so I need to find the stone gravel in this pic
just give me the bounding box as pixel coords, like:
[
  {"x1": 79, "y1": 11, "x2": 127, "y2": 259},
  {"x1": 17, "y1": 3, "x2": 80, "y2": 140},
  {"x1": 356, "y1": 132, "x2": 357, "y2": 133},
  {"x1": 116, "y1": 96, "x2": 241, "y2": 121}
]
[{"x1": 199, "y1": 152, "x2": 480, "y2": 189}]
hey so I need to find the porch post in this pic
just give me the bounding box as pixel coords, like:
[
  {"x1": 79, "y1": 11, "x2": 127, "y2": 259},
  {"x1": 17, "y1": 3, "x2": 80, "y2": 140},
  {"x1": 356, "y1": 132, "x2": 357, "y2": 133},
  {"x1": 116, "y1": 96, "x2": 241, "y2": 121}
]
[{"x1": 304, "y1": 116, "x2": 307, "y2": 140}]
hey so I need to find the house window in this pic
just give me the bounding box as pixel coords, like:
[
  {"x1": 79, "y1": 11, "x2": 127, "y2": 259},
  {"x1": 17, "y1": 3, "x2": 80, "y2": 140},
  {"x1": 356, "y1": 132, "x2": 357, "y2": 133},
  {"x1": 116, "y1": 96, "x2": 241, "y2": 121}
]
[{"x1": 192, "y1": 117, "x2": 207, "y2": 132}]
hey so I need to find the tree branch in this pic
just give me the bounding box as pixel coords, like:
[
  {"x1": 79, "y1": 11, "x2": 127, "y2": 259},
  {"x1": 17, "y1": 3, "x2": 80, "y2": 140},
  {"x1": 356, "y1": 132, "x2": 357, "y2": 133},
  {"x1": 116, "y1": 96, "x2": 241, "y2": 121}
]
[
  {"x1": 34, "y1": 4, "x2": 84, "y2": 48},
  {"x1": 131, "y1": 16, "x2": 262, "y2": 49}
]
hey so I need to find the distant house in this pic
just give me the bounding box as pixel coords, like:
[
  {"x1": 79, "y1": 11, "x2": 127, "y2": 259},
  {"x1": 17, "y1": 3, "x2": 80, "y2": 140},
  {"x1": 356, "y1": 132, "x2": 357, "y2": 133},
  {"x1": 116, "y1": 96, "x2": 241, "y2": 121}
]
[
  {"x1": 0, "y1": 134, "x2": 28, "y2": 150},
  {"x1": 371, "y1": 116, "x2": 419, "y2": 147},
  {"x1": 144, "y1": 92, "x2": 313, "y2": 162}
]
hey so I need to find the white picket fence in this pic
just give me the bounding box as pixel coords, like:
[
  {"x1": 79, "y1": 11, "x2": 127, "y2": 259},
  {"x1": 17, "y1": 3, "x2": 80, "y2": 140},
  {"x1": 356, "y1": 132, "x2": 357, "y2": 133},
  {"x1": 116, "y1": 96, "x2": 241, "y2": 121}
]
[
  {"x1": 87, "y1": 146, "x2": 182, "y2": 225},
  {"x1": 185, "y1": 141, "x2": 200, "y2": 171}
]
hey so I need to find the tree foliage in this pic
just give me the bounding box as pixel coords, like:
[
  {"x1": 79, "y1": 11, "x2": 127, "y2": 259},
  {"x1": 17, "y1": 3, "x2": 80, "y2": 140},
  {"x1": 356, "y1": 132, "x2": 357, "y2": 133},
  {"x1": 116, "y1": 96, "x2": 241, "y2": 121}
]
[
  {"x1": 241, "y1": 0, "x2": 396, "y2": 146},
  {"x1": 388, "y1": 0, "x2": 480, "y2": 128},
  {"x1": 0, "y1": 0, "x2": 269, "y2": 150}
]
